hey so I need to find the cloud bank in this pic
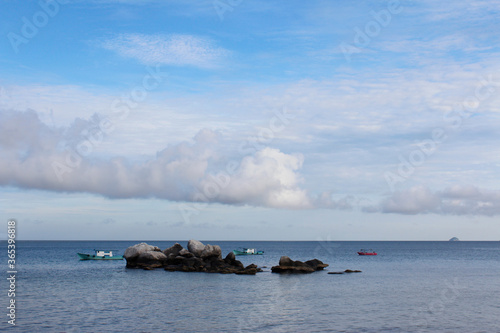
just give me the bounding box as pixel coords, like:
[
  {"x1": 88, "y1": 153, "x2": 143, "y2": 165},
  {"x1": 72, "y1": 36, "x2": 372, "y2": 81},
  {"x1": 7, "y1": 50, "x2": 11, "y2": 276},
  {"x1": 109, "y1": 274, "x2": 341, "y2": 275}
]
[
  {"x1": 2, "y1": 109, "x2": 500, "y2": 216},
  {"x1": 377, "y1": 185, "x2": 500, "y2": 216},
  {"x1": 0, "y1": 109, "x2": 308, "y2": 209}
]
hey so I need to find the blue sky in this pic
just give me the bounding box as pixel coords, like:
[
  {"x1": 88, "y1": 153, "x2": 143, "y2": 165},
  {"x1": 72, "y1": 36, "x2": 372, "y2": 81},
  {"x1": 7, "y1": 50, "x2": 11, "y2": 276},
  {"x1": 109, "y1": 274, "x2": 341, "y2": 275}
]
[{"x1": 1, "y1": 0, "x2": 500, "y2": 240}]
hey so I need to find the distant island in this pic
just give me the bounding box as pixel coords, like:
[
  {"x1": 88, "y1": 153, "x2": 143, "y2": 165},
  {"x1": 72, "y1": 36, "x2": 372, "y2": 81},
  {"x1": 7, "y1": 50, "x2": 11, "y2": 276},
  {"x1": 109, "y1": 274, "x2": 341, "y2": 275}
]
[{"x1": 449, "y1": 237, "x2": 460, "y2": 241}]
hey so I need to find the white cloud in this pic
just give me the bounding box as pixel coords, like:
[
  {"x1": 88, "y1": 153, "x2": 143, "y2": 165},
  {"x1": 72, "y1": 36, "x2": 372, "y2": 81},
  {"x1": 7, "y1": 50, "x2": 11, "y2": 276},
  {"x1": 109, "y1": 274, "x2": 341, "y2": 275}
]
[
  {"x1": 380, "y1": 186, "x2": 441, "y2": 214},
  {"x1": 0, "y1": 110, "x2": 308, "y2": 209},
  {"x1": 2, "y1": 60, "x2": 500, "y2": 214},
  {"x1": 378, "y1": 185, "x2": 500, "y2": 216},
  {"x1": 208, "y1": 148, "x2": 311, "y2": 209},
  {"x1": 101, "y1": 33, "x2": 230, "y2": 68}
]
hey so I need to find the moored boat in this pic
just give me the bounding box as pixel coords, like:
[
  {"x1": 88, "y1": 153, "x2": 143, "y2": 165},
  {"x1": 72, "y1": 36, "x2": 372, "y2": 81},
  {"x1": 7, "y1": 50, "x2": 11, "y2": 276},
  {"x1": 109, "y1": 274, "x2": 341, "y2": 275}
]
[
  {"x1": 232, "y1": 248, "x2": 264, "y2": 255},
  {"x1": 77, "y1": 250, "x2": 123, "y2": 260},
  {"x1": 357, "y1": 249, "x2": 377, "y2": 256}
]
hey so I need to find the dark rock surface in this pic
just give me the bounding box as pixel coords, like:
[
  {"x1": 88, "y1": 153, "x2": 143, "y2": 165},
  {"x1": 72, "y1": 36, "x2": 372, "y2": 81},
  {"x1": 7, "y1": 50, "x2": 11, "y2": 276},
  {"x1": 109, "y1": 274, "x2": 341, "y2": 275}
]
[
  {"x1": 124, "y1": 240, "x2": 261, "y2": 275},
  {"x1": 136, "y1": 251, "x2": 167, "y2": 269},
  {"x1": 163, "y1": 243, "x2": 183, "y2": 257},
  {"x1": 271, "y1": 256, "x2": 328, "y2": 273}
]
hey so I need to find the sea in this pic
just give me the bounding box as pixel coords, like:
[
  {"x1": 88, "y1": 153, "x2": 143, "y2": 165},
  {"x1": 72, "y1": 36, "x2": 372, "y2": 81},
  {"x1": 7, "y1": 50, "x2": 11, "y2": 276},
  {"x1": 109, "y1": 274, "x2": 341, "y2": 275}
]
[{"x1": 2, "y1": 241, "x2": 499, "y2": 332}]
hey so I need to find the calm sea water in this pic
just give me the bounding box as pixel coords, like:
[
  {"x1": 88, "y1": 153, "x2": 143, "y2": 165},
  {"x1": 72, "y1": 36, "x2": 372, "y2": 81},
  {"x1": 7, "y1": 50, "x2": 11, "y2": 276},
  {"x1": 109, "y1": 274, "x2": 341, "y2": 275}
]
[{"x1": 2, "y1": 241, "x2": 499, "y2": 332}]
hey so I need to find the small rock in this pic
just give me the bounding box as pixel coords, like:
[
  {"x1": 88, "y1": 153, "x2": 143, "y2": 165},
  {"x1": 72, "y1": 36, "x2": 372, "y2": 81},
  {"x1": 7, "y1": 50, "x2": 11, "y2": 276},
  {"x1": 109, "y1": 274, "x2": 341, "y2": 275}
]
[
  {"x1": 305, "y1": 259, "x2": 328, "y2": 270},
  {"x1": 233, "y1": 260, "x2": 245, "y2": 270},
  {"x1": 236, "y1": 267, "x2": 258, "y2": 275},
  {"x1": 179, "y1": 249, "x2": 194, "y2": 258},
  {"x1": 224, "y1": 251, "x2": 236, "y2": 263},
  {"x1": 163, "y1": 243, "x2": 183, "y2": 257},
  {"x1": 272, "y1": 256, "x2": 328, "y2": 274}
]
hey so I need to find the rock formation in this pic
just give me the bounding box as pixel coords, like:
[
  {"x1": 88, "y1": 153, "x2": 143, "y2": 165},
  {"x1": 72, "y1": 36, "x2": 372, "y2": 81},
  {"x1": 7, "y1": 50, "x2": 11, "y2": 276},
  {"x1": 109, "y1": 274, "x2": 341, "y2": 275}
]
[
  {"x1": 124, "y1": 240, "x2": 260, "y2": 274},
  {"x1": 328, "y1": 269, "x2": 362, "y2": 274},
  {"x1": 271, "y1": 256, "x2": 328, "y2": 273}
]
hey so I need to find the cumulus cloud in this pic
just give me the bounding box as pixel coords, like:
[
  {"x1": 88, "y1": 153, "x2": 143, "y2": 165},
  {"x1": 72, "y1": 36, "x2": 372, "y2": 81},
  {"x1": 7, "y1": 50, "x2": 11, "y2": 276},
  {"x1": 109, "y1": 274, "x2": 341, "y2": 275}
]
[
  {"x1": 205, "y1": 148, "x2": 311, "y2": 208},
  {"x1": 3, "y1": 110, "x2": 499, "y2": 215},
  {"x1": 377, "y1": 185, "x2": 500, "y2": 216},
  {"x1": 101, "y1": 33, "x2": 230, "y2": 68},
  {"x1": 0, "y1": 109, "x2": 308, "y2": 209}
]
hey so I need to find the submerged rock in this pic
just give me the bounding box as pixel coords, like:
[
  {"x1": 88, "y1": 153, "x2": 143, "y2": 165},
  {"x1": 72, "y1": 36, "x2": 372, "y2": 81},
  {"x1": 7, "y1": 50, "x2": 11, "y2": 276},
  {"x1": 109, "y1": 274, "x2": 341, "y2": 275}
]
[
  {"x1": 271, "y1": 256, "x2": 328, "y2": 274},
  {"x1": 328, "y1": 269, "x2": 362, "y2": 274}
]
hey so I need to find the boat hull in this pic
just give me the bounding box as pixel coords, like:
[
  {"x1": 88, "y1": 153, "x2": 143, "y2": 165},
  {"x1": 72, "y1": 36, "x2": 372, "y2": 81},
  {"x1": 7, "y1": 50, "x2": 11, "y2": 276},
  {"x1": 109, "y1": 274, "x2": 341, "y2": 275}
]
[
  {"x1": 357, "y1": 252, "x2": 377, "y2": 256},
  {"x1": 77, "y1": 253, "x2": 124, "y2": 260},
  {"x1": 232, "y1": 250, "x2": 264, "y2": 255}
]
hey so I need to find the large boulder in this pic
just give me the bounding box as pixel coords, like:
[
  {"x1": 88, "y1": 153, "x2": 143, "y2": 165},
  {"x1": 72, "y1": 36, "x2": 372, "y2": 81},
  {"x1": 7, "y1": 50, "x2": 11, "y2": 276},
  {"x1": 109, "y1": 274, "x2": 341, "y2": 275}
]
[
  {"x1": 271, "y1": 256, "x2": 328, "y2": 274},
  {"x1": 201, "y1": 244, "x2": 222, "y2": 259},
  {"x1": 124, "y1": 242, "x2": 163, "y2": 269},
  {"x1": 237, "y1": 263, "x2": 259, "y2": 275},
  {"x1": 136, "y1": 251, "x2": 168, "y2": 269},
  {"x1": 124, "y1": 242, "x2": 161, "y2": 260},
  {"x1": 187, "y1": 239, "x2": 206, "y2": 257}
]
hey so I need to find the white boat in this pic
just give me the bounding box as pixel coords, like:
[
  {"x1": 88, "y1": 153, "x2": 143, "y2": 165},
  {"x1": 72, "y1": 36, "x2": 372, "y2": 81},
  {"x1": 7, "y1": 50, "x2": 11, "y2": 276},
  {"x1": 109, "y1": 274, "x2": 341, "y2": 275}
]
[
  {"x1": 77, "y1": 249, "x2": 123, "y2": 260},
  {"x1": 232, "y1": 248, "x2": 264, "y2": 255}
]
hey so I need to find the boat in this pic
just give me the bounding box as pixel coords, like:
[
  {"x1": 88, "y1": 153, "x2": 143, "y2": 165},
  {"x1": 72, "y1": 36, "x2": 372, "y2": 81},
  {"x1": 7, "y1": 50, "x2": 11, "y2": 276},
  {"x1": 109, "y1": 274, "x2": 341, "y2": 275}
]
[
  {"x1": 357, "y1": 249, "x2": 377, "y2": 256},
  {"x1": 77, "y1": 250, "x2": 123, "y2": 260},
  {"x1": 232, "y1": 248, "x2": 264, "y2": 255}
]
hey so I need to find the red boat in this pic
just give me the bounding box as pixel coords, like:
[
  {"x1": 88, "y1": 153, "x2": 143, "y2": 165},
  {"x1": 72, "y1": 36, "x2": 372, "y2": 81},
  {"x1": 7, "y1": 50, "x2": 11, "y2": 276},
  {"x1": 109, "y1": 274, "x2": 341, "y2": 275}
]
[{"x1": 358, "y1": 249, "x2": 377, "y2": 255}]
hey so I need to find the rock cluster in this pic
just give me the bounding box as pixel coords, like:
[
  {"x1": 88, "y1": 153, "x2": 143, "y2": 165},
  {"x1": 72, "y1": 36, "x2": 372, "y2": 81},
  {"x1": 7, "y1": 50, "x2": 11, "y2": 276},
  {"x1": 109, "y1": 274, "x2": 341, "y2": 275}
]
[
  {"x1": 271, "y1": 256, "x2": 328, "y2": 273},
  {"x1": 124, "y1": 240, "x2": 260, "y2": 274}
]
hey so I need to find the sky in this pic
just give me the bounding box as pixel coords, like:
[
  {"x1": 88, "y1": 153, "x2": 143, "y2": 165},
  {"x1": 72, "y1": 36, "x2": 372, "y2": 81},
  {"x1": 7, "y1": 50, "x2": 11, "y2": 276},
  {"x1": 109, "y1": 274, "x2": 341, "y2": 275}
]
[{"x1": 1, "y1": 0, "x2": 500, "y2": 240}]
